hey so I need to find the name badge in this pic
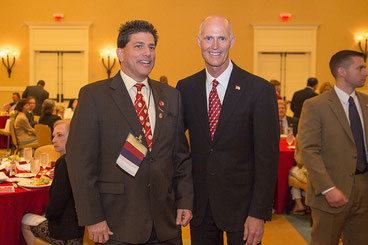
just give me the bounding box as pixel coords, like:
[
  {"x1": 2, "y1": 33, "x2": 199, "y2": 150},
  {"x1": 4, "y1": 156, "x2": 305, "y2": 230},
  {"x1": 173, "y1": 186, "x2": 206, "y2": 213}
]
[{"x1": 116, "y1": 133, "x2": 148, "y2": 177}]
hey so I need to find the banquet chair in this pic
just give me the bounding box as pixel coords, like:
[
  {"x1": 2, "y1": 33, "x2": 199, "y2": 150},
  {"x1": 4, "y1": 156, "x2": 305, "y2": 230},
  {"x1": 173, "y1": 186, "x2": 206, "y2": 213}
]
[
  {"x1": 83, "y1": 227, "x2": 95, "y2": 245},
  {"x1": 34, "y1": 124, "x2": 52, "y2": 148},
  {"x1": 34, "y1": 115, "x2": 40, "y2": 123},
  {"x1": 34, "y1": 237, "x2": 50, "y2": 245},
  {"x1": 9, "y1": 118, "x2": 38, "y2": 154},
  {"x1": 34, "y1": 144, "x2": 61, "y2": 162},
  {"x1": 0, "y1": 127, "x2": 11, "y2": 151}
]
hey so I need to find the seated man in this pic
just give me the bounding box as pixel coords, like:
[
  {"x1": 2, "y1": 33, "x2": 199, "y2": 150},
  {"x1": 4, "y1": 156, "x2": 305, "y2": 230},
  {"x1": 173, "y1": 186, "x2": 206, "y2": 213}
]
[
  {"x1": 278, "y1": 99, "x2": 298, "y2": 135},
  {"x1": 21, "y1": 119, "x2": 84, "y2": 245}
]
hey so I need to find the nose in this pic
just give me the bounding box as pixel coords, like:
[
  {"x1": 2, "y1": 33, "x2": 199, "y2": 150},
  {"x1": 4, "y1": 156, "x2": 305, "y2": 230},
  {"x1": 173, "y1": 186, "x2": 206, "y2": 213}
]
[
  {"x1": 142, "y1": 46, "x2": 151, "y2": 56},
  {"x1": 211, "y1": 39, "x2": 219, "y2": 50}
]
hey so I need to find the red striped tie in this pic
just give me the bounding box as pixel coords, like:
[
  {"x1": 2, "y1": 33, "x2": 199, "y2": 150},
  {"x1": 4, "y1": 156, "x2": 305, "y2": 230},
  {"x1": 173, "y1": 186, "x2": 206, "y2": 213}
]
[
  {"x1": 134, "y1": 83, "x2": 152, "y2": 149},
  {"x1": 209, "y1": 80, "x2": 221, "y2": 140}
]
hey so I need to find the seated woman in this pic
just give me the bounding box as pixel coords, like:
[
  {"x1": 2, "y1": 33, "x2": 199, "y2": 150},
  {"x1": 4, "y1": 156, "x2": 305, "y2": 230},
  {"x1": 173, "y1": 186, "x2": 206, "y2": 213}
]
[
  {"x1": 21, "y1": 119, "x2": 84, "y2": 244},
  {"x1": 14, "y1": 98, "x2": 38, "y2": 145},
  {"x1": 39, "y1": 99, "x2": 61, "y2": 134},
  {"x1": 55, "y1": 105, "x2": 65, "y2": 119},
  {"x1": 64, "y1": 99, "x2": 78, "y2": 119}
]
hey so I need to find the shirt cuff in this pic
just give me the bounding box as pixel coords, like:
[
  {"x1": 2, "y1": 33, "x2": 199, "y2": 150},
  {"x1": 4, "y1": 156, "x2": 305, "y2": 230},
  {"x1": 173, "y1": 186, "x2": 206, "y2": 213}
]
[{"x1": 322, "y1": 186, "x2": 335, "y2": 195}]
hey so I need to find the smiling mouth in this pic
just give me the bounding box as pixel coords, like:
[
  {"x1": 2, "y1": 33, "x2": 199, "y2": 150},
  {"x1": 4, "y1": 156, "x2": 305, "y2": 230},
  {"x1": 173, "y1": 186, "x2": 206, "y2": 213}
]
[
  {"x1": 139, "y1": 60, "x2": 151, "y2": 64},
  {"x1": 209, "y1": 52, "x2": 221, "y2": 56}
]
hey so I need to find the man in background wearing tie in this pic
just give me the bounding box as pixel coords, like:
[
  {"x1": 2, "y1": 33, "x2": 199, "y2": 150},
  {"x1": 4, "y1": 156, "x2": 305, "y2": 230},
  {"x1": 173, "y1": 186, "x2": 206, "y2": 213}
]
[
  {"x1": 299, "y1": 50, "x2": 368, "y2": 245},
  {"x1": 67, "y1": 20, "x2": 193, "y2": 244},
  {"x1": 176, "y1": 15, "x2": 279, "y2": 245}
]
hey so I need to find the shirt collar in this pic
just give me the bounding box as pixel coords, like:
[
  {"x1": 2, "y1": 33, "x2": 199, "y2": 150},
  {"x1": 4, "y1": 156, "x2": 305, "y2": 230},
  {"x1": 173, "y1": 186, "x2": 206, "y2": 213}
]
[
  {"x1": 120, "y1": 70, "x2": 149, "y2": 90},
  {"x1": 205, "y1": 60, "x2": 233, "y2": 87},
  {"x1": 334, "y1": 85, "x2": 356, "y2": 105}
]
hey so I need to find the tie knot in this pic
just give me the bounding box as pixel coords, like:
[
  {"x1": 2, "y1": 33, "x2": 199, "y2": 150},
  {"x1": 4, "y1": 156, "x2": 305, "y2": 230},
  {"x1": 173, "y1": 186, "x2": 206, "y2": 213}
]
[
  {"x1": 212, "y1": 80, "x2": 219, "y2": 88},
  {"x1": 349, "y1": 96, "x2": 355, "y2": 104},
  {"x1": 135, "y1": 83, "x2": 145, "y2": 92}
]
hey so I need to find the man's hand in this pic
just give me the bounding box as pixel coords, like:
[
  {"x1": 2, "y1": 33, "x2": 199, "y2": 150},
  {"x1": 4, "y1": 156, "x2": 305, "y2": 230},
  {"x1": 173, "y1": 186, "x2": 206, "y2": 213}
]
[
  {"x1": 243, "y1": 216, "x2": 264, "y2": 245},
  {"x1": 176, "y1": 209, "x2": 193, "y2": 226},
  {"x1": 87, "y1": 220, "x2": 114, "y2": 244},
  {"x1": 324, "y1": 188, "x2": 348, "y2": 208}
]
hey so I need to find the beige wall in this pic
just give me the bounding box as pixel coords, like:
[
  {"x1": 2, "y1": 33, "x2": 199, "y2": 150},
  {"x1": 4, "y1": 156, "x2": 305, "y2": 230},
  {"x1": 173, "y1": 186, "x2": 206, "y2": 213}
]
[{"x1": 1, "y1": 0, "x2": 368, "y2": 107}]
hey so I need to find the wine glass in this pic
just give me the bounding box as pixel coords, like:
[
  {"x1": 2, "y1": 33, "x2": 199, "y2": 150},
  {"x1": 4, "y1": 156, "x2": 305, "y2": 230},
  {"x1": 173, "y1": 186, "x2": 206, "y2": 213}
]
[
  {"x1": 30, "y1": 158, "x2": 40, "y2": 176},
  {"x1": 23, "y1": 147, "x2": 32, "y2": 163},
  {"x1": 286, "y1": 128, "x2": 294, "y2": 146},
  {"x1": 39, "y1": 153, "x2": 49, "y2": 175}
]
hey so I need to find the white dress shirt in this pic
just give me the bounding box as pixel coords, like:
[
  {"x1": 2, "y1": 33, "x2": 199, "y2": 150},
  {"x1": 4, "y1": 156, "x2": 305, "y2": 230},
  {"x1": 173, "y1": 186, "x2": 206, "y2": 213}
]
[
  {"x1": 205, "y1": 60, "x2": 233, "y2": 112},
  {"x1": 280, "y1": 116, "x2": 290, "y2": 135},
  {"x1": 120, "y1": 70, "x2": 156, "y2": 136}
]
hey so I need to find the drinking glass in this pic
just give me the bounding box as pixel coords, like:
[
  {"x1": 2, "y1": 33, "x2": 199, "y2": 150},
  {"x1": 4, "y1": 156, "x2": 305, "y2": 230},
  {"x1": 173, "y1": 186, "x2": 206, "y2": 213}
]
[
  {"x1": 286, "y1": 128, "x2": 294, "y2": 146},
  {"x1": 30, "y1": 158, "x2": 40, "y2": 176},
  {"x1": 39, "y1": 153, "x2": 49, "y2": 175},
  {"x1": 23, "y1": 148, "x2": 33, "y2": 163}
]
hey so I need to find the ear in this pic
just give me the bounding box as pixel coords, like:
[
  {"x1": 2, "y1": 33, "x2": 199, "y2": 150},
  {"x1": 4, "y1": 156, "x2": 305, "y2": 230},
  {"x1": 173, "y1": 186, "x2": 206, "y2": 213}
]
[
  {"x1": 196, "y1": 35, "x2": 201, "y2": 49},
  {"x1": 336, "y1": 66, "x2": 346, "y2": 78},
  {"x1": 116, "y1": 48, "x2": 123, "y2": 62},
  {"x1": 230, "y1": 35, "x2": 235, "y2": 49}
]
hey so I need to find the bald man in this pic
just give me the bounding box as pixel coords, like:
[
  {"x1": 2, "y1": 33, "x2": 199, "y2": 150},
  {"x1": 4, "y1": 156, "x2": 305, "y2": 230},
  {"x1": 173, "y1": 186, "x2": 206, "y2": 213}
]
[{"x1": 176, "y1": 16, "x2": 279, "y2": 245}]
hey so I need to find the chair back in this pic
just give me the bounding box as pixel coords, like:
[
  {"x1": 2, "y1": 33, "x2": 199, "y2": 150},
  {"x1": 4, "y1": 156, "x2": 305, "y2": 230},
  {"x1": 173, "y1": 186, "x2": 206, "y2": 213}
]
[
  {"x1": 35, "y1": 124, "x2": 52, "y2": 148},
  {"x1": 34, "y1": 115, "x2": 40, "y2": 123},
  {"x1": 9, "y1": 118, "x2": 18, "y2": 148},
  {"x1": 34, "y1": 144, "x2": 61, "y2": 162}
]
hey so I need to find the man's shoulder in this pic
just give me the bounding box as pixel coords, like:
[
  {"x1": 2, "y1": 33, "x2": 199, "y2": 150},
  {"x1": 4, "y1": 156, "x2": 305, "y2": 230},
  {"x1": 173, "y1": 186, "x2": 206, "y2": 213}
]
[
  {"x1": 80, "y1": 78, "x2": 112, "y2": 93},
  {"x1": 178, "y1": 69, "x2": 206, "y2": 86}
]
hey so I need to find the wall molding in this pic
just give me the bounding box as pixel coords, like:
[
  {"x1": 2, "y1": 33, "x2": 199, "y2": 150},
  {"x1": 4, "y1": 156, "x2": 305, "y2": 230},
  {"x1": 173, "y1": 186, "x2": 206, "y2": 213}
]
[{"x1": 0, "y1": 86, "x2": 25, "y2": 92}]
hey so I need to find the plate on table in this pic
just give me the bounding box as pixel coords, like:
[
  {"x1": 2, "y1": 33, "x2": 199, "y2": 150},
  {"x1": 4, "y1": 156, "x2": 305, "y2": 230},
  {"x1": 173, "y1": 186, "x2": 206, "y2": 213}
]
[
  {"x1": 8, "y1": 178, "x2": 32, "y2": 183},
  {"x1": 18, "y1": 176, "x2": 52, "y2": 188},
  {"x1": 15, "y1": 173, "x2": 36, "y2": 178}
]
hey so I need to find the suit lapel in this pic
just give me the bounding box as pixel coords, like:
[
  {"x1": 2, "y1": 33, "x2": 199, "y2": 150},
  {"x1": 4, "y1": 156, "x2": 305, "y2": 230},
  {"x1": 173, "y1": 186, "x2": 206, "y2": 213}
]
[
  {"x1": 212, "y1": 64, "x2": 245, "y2": 144},
  {"x1": 328, "y1": 90, "x2": 355, "y2": 143},
  {"x1": 194, "y1": 70, "x2": 212, "y2": 144},
  {"x1": 109, "y1": 73, "x2": 143, "y2": 139},
  {"x1": 149, "y1": 79, "x2": 165, "y2": 148},
  {"x1": 356, "y1": 92, "x2": 368, "y2": 146}
]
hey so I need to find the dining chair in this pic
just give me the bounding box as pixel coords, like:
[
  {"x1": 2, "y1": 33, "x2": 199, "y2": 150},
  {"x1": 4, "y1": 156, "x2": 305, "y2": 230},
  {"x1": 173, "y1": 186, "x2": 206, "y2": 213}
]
[
  {"x1": 34, "y1": 124, "x2": 52, "y2": 148},
  {"x1": 0, "y1": 121, "x2": 11, "y2": 151},
  {"x1": 34, "y1": 144, "x2": 61, "y2": 162},
  {"x1": 83, "y1": 227, "x2": 95, "y2": 245},
  {"x1": 34, "y1": 237, "x2": 50, "y2": 245},
  {"x1": 9, "y1": 118, "x2": 38, "y2": 154}
]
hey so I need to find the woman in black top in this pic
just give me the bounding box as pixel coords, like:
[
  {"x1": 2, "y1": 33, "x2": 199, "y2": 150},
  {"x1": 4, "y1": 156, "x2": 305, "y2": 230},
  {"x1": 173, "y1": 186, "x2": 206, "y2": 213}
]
[{"x1": 38, "y1": 99, "x2": 61, "y2": 134}]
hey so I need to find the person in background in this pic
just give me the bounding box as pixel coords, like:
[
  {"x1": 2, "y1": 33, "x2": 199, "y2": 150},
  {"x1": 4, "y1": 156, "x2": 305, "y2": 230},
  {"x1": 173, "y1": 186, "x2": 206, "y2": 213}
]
[
  {"x1": 4, "y1": 92, "x2": 21, "y2": 113},
  {"x1": 55, "y1": 105, "x2": 65, "y2": 119},
  {"x1": 159, "y1": 75, "x2": 168, "y2": 84},
  {"x1": 270, "y1": 79, "x2": 282, "y2": 100},
  {"x1": 21, "y1": 119, "x2": 84, "y2": 245},
  {"x1": 26, "y1": 96, "x2": 37, "y2": 127},
  {"x1": 278, "y1": 99, "x2": 298, "y2": 136},
  {"x1": 299, "y1": 50, "x2": 368, "y2": 244},
  {"x1": 176, "y1": 15, "x2": 279, "y2": 245},
  {"x1": 14, "y1": 98, "x2": 37, "y2": 145},
  {"x1": 319, "y1": 81, "x2": 332, "y2": 94},
  {"x1": 64, "y1": 99, "x2": 78, "y2": 119},
  {"x1": 39, "y1": 99, "x2": 61, "y2": 134},
  {"x1": 22, "y1": 80, "x2": 49, "y2": 116},
  {"x1": 290, "y1": 77, "x2": 318, "y2": 118}
]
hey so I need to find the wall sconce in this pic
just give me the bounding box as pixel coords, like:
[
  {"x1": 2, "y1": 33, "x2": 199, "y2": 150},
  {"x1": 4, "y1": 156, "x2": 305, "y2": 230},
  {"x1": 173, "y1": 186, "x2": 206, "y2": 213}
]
[
  {"x1": 100, "y1": 48, "x2": 117, "y2": 78},
  {"x1": 356, "y1": 31, "x2": 368, "y2": 62},
  {"x1": 0, "y1": 48, "x2": 17, "y2": 78}
]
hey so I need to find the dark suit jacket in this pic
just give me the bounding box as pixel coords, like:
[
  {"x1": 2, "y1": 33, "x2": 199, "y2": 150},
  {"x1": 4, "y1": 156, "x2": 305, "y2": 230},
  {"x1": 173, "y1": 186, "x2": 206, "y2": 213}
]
[
  {"x1": 26, "y1": 112, "x2": 37, "y2": 128},
  {"x1": 39, "y1": 114, "x2": 61, "y2": 134},
  {"x1": 66, "y1": 73, "x2": 193, "y2": 244},
  {"x1": 290, "y1": 87, "x2": 318, "y2": 118},
  {"x1": 45, "y1": 155, "x2": 84, "y2": 240},
  {"x1": 22, "y1": 85, "x2": 49, "y2": 116},
  {"x1": 299, "y1": 89, "x2": 368, "y2": 213},
  {"x1": 286, "y1": 116, "x2": 298, "y2": 136},
  {"x1": 176, "y1": 63, "x2": 279, "y2": 231}
]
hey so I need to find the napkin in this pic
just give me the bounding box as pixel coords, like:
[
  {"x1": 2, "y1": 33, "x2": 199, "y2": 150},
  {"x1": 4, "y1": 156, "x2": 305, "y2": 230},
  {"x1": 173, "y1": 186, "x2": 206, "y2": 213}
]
[
  {"x1": 17, "y1": 163, "x2": 31, "y2": 172},
  {"x1": 0, "y1": 172, "x2": 9, "y2": 182}
]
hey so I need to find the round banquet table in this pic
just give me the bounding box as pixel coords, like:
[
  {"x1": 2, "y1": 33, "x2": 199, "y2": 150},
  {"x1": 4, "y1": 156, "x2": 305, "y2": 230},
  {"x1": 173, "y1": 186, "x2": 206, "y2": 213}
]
[
  {"x1": 0, "y1": 115, "x2": 10, "y2": 149},
  {"x1": 274, "y1": 138, "x2": 296, "y2": 214},
  {"x1": 0, "y1": 172, "x2": 50, "y2": 245}
]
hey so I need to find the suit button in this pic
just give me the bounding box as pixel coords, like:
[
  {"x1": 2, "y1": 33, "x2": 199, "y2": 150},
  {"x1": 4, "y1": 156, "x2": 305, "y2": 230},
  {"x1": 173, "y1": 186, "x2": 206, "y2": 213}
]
[
  {"x1": 209, "y1": 172, "x2": 215, "y2": 176},
  {"x1": 147, "y1": 183, "x2": 151, "y2": 188},
  {"x1": 209, "y1": 149, "x2": 214, "y2": 154},
  {"x1": 150, "y1": 158, "x2": 154, "y2": 162},
  {"x1": 353, "y1": 155, "x2": 357, "y2": 159},
  {"x1": 350, "y1": 173, "x2": 355, "y2": 177}
]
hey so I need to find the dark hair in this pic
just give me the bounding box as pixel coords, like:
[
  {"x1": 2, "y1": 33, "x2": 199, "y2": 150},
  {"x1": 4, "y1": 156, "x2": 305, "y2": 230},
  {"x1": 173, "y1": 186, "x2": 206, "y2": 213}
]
[
  {"x1": 117, "y1": 20, "x2": 158, "y2": 49},
  {"x1": 37, "y1": 80, "x2": 45, "y2": 86},
  {"x1": 270, "y1": 79, "x2": 281, "y2": 86},
  {"x1": 27, "y1": 96, "x2": 35, "y2": 101},
  {"x1": 329, "y1": 50, "x2": 364, "y2": 78},
  {"x1": 12, "y1": 92, "x2": 20, "y2": 99},
  {"x1": 15, "y1": 98, "x2": 29, "y2": 112},
  {"x1": 41, "y1": 99, "x2": 55, "y2": 116},
  {"x1": 307, "y1": 77, "x2": 318, "y2": 87},
  {"x1": 68, "y1": 99, "x2": 76, "y2": 109}
]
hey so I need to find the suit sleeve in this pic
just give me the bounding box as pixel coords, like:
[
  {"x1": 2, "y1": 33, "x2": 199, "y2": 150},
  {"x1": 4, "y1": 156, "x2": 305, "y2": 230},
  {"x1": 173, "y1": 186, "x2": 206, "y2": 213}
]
[
  {"x1": 66, "y1": 86, "x2": 106, "y2": 226},
  {"x1": 22, "y1": 87, "x2": 28, "y2": 99},
  {"x1": 172, "y1": 92, "x2": 193, "y2": 210},
  {"x1": 298, "y1": 99, "x2": 334, "y2": 195},
  {"x1": 249, "y1": 83, "x2": 280, "y2": 221}
]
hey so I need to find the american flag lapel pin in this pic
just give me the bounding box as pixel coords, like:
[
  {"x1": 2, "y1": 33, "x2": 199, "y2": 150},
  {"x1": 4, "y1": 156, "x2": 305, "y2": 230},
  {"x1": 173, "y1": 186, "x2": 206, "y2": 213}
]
[{"x1": 235, "y1": 85, "x2": 240, "y2": 90}]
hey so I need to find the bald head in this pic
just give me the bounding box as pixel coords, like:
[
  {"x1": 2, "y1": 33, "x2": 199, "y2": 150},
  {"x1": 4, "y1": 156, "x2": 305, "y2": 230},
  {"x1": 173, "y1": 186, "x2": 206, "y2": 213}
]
[{"x1": 199, "y1": 15, "x2": 233, "y2": 37}]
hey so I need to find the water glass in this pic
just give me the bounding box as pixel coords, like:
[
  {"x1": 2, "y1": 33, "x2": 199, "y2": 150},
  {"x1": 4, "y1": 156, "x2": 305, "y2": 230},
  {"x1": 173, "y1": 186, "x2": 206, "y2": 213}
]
[
  {"x1": 39, "y1": 153, "x2": 49, "y2": 175},
  {"x1": 23, "y1": 148, "x2": 33, "y2": 163},
  {"x1": 30, "y1": 158, "x2": 40, "y2": 175}
]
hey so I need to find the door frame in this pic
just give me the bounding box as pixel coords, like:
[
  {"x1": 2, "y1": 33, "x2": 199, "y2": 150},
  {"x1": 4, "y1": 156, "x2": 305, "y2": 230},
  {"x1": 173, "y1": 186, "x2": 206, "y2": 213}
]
[
  {"x1": 252, "y1": 23, "x2": 319, "y2": 78},
  {"x1": 26, "y1": 22, "x2": 91, "y2": 87}
]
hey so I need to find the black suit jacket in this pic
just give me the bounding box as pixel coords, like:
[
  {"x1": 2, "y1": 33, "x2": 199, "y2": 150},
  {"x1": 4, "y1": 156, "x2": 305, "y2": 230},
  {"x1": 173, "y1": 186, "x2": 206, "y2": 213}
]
[
  {"x1": 290, "y1": 87, "x2": 318, "y2": 118},
  {"x1": 45, "y1": 155, "x2": 84, "y2": 240},
  {"x1": 39, "y1": 114, "x2": 61, "y2": 134},
  {"x1": 286, "y1": 116, "x2": 298, "y2": 136},
  {"x1": 176, "y1": 63, "x2": 279, "y2": 231},
  {"x1": 66, "y1": 73, "x2": 193, "y2": 244},
  {"x1": 22, "y1": 85, "x2": 49, "y2": 116}
]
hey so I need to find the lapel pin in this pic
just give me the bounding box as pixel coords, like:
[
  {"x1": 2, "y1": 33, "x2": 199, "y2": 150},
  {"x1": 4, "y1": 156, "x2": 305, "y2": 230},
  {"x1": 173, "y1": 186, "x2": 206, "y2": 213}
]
[
  {"x1": 159, "y1": 101, "x2": 164, "y2": 106},
  {"x1": 235, "y1": 85, "x2": 240, "y2": 90},
  {"x1": 159, "y1": 112, "x2": 163, "y2": 119},
  {"x1": 158, "y1": 107, "x2": 164, "y2": 112}
]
